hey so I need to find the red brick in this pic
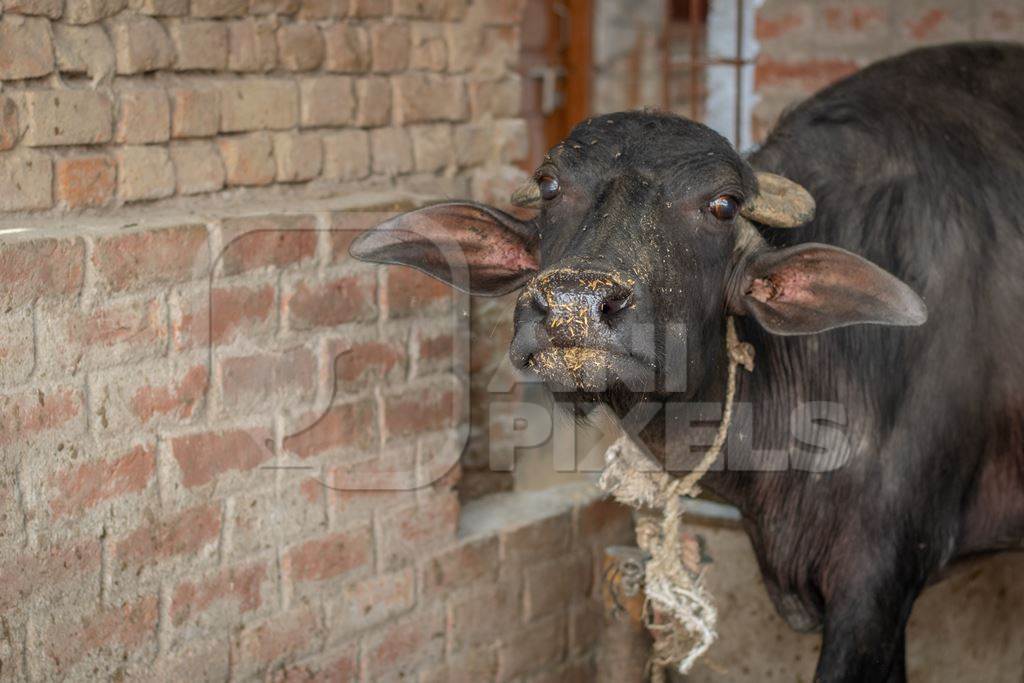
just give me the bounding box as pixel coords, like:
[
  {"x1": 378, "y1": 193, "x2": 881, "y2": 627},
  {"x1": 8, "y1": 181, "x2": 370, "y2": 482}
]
[
  {"x1": 420, "y1": 535, "x2": 499, "y2": 597},
  {"x1": 501, "y1": 511, "x2": 571, "y2": 564},
  {"x1": 448, "y1": 580, "x2": 521, "y2": 651},
  {"x1": 232, "y1": 603, "x2": 323, "y2": 675},
  {"x1": 170, "y1": 86, "x2": 221, "y2": 138},
  {"x1": 286, "y1": 273, "x2": 377, "y2": 331},
  {"x1": 283, "y1": 525, "x2": 372, "y2": 583},
  {"x1": 0, "y1": 237, "x2": 84, "y2": 309},
  {"x1": 497, "y1": 613, "x2": 567, "y2": 682},
  {"x1": 0, "y1": 538, "x2": 100, "y2": 613},
  {"x1": 523, "y1": 552, "x2": 590, "y2": 621},
  {"x1": 128, "y1": 363, "x2": 208, "y2": 425},
  {"x1": 420, "y1": 646, "x2": 498, "y2": 683},
  {"x1": 114, "y1": 503, "x2": 221, "y2": 568},
  {"x1": 46, "y1": 296, "x2": 167, "y2": 373},
  {"x1": 324, "y1": 450, "x2": 417, "y2": 518},
  {"x1": 363, "y1": 607, "x2": 445, "y2": 679},
  {"x1": 282, "y1": 398, "x2": 377, "y2": 458},
  {"x1": 270, "y1": 645, "x2": 358, "y2": 683},
  {"x1": 384, "y1": 266, "x2": 452, "y2": 318},
  {"x1": 49, "y1": 443, "x2": 156, "y2": 518},
  {"x1": 171, "y1": 561, "x2": 267, "y2": 626},
  {"x1": 756, "y1": 9, "x2": 806, "y2": 40},
  {"x1": 383, "y1": 382, "x2": 456, "y2": 441},
  {"x1": 170, "y1": 427, "x2": 273, "y2": 488},
  {"x1": 115, "y1": 88, "x2": 171, "y2": 144},
  {"x1": 755, "y1": 57, "x2": 860, "y2": 93},
  {"x1": 0, "y1": 308, "x2": 33, "y2": 385},
  {"x1": 413, "y1": 328, "x2": 454, "y2": 377},
  {"x1": 42, "y1": 596, "x2": 159, "y2": 675},
  {"x1": 327, "y1": 210, "x2": 394, "y2": 263},
  {"x1": 219, "y1": 214, "x2": 317, "y2": 274},
  {"x1": 329, "y1": 337, "x2": 406, "y2": 392},
  {"x1": 171, "y1": 283, "x2": 275, "y2": 350},
  {"x1": 55, "y1": 155, "x2": 116, "y2": 209},
  {"x1": 905, "y1": 8, "x2": 948, "y2": 40},
  {"x1": 378, "y1": 491, "x2": 458, "y2": 569},
  {"x1": 326, "y1": 567, "x2": 415, "y2": 634},
  {"x1": 228, "y1": 481, "x2": 328, "y2": 559},
  {"x1": 92, "y1": 225, "x2": 209, "y2": 293},
  {"x1": 821, "y1": 4, "x2": 887, "y2": 34},
  {"x1": 0, "y1": 385, "x2": 84, "y2": 448},
  {"x1": 219, "y1": 347, "x2": 317, "y2": 413}
]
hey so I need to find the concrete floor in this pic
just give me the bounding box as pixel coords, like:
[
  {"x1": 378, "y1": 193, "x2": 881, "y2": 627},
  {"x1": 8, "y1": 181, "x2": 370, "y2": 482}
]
[{"x1": 686, "y1": 519, "x2": 1024, "y2": 682}]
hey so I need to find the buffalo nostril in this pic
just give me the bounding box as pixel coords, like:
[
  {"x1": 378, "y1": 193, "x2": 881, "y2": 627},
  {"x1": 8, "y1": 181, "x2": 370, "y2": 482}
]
[{"x1": 599, "y1": 290, "x2": 632, "y2": 321}]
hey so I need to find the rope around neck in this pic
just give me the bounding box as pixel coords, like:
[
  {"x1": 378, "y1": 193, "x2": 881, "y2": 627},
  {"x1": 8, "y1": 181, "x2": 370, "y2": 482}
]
[{"x1": 599, "y1": 315, "x2": 755, "y2": 681}]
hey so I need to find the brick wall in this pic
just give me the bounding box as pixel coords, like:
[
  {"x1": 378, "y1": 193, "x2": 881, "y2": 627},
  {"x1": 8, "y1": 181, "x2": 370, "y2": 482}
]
[
  {"x1": 0, "y1": 0, "x2": 526, "y2": 213},
  {"x1": 0, "y1": 196, "x2": 633, "y2": 679},
  {"x1": 753, "y1": 0, "x2": 1024, "y2": 142}
]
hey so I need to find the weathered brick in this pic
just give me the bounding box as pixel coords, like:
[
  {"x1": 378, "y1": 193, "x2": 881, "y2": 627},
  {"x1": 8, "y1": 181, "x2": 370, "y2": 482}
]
[
  {"x1": 117, "y1": 145, "x2": 176, "y2": 202},
  {"x1": 575, "y1": 497, "x2": 633, "y2": 549},
  {"x1": 501, "y1": 510, "x2": 571, "y2": 564},
  {"x1": 568, "y1": 601, "x2": 602, "y2": 657},
  {"x1": 0, "y1": 538, "x2": 100, "y2": 613},
  {"x1": 286, "y1": 273, "x2": 377, "y2": 330},
  {"x1": 274, "y1": 132, "x2": 323, "y2": 182},
  {"x1": 383, "y1": 381, "x2": 456, "y2": 441},
  {"x1": 349, "y1": 0, "x2": 388, "y2": 16},
  {"x1": 171, "y1": 140, "x2": 226, "y2": 195},
  {"x1": 39, "y1": 597, "x2": 158, "y2": 679},
  {"x1": 468, "y1": 76, "x2": 520, "y2": 118},
  {"x1": 755, "y1": 56, "x2": 860, "y2": 93},
  {"x1": 412, "y1": 327, "x2": 454, "y2": 377},
  {"x1": 109, "y1": 15, "x2": 175, "y2": 74},
  {"x1": 219, "y1": 214, "x2": 317, "y2": 274},
  {"x1": 92, "y1": 224, "x2": 209, "y2": 293},
  {"x1": 90, "y1": 361, "x2": 208, "y2": 432},
  {"x1": 523, "y1": 552, "x2": 590, "y2": 621},
  {"x1": 394, "y1": 72, "x2": 468, "y2": 124},
  {"x1": 278, "y1": 22, "x2": 324, "y2": 71},
  {"x1": 170, "y1": 87, "x2": 221, "y2": 138},
  {"x1": 410, "y1": 23, "x2": 447, "y2": 71},
  {"x1": 168, "y1": 19, "x2": 229, "y2": 70},
  {"x1": 283, "y1": 525, "x2": 372, "y2": 583},
  {"x1": 300, "y1": 76, "x2": 356, "y2": 127},
  {"x1": 497, "y1": 613, "x2": 567, "y2": 682},
  {"x1": 191, "y1": 0, "x2": 247, "y2": 16},
  {"x1": 227, "y1": 18, "x2": 278, "y2": 72},
  {"x1": 0, "y1": 150, "x2": 53, "y2": 211},
  {"x1": 171, "y1": 562, "x2": 268, "y2": 628},
  {"x1": 232, "y1": 604, "x2": 323, "y2": 677},
  {"x1": 170, "y1": 427, "x2": 274, "y2": 488},
  {"x1": 355, "y1": 76, "x2": 391, "y2": 127},
  {"x1": 22, "y1": 90, "x2": 113, "y2": 146},
  {"x1": 3, "y1": 0, "x2": 62, "y2": 18},
  {"x1": 129, "y1": 0, "x2": 189, "y2": 14},
  {"x1": 448, "y1": 580, "x2": 520, "y2": 651},
  {"x1": 271, "y1": 645, "x2": 358, "y2": 682},
  {"x1": 218, "y1": 132, "x2": 276, "y2": 186},
  {"x1": 116, "y1": 88, "x2": 171, "y2": 144},
  {"x1": 454, "y1": 122, "x2": 491, "y2": 167},
  {"x1": 114, "y1": 503, "x2": 221, "y2": 569},
  {"x1": 370, "y1": 127, "x2": 414, "y2": 175},
  {"x1": 0, "y1": 96, "x2": 19, "y2": 151},
  {"x1": 48, "y1": 443, "x2": 156, "y2": 518},
  {"x1": 419, "y1": 535, "x2": 498, "y2": 597},
  {"x1": 0, "y1": 16, "x2": 54, "y2": 79},
  {"x1": 227, "y1": 480, "x2": 327, "y2": 560},
  {"x1": 364, "y1": 607, "x2": 445, "y2": 679},
  {"x1": 0, "y1": 308, "x2": 34, "y2": 385},
  {"x1": 898, "y1": 4, "x2": 971, "y2": 44},
  {"x1": 0, "y1": 385, "x2": 85, "y2": 448},
  {"x1": 385, "y1": 264, "x2": 451, "y2": 317},
  {"x1": 409, "y1": 122, "x2": 454, "y2": 172},
  {"x1": 322, "y1": 23, "x2": 369, "y2": 72},
  {"x1": 53, "y1": 24, "x2": 115, "y2": 82},
  {"x1": 170, "y1": 282, "x2": 275, "y2": 349},
  {"x1": 325, "y1": 568, "x2": 414, "y2": 636},
  {"x1": 329, "y1": 337, "x2": 405, "y2": 392},
  {"x1": 221, "y1": 80, "x2": 299, "y2": 132},
  {"x1": 65, "y1": 0, "x2": 125, "y2": 23},
  {"x1": 218, "y1": 347, "x2": 317, "y2": 414},
  {"x1": 494, "y1": 117, "x2": 528, "y2": 164},
  {"x1": 0, "y1": 236, "x2": 83, "y2": 308},
  {"x1": 322, "y1": 130, "x2": 370, "y2": 180},
  {"x1": 39, "y1": 295, "x2": 168, "y2": 374},
  {"x1": 297, "y1": 0, "x2": 346, "y2": 19},
  {"x1": 370, "y1": 22, "x2": 410, "y2": 72},
  {"x1": 378, "y1": 491, "x2": 458, "y2": 569},
  {"x1": 421, "y1": 646, "x2": 498, "y2": 683},
  {"x1": 282, "y1": 398, "x2": 377, "y2": 458}
]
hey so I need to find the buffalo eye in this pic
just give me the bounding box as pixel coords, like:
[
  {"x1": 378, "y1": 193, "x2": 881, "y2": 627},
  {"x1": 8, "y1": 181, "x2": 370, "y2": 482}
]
[
  {"x1": 708, "y1": 195, "x2": 739, "y2": 221},
  {"x1": 538, "y1": 175, "x2": 560, "y2": 201}
]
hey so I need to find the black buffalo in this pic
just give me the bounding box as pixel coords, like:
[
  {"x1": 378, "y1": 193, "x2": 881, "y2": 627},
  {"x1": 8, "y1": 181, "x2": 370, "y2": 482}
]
[{"x1": 352, "y1": 42, "x2": 1024, "y2": 681}]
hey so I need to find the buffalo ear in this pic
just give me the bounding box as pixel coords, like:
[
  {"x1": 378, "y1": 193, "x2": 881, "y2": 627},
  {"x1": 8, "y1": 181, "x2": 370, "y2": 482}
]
[
  {"x1": 741, "y1": 172, "x2": 815, "y2": 228},
  {"x1": 737, "y1": 243, "x2": 928, "y2": 335},
  {"x1": 349, "y1": 202, "x2": 538, "y2": 296}
]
